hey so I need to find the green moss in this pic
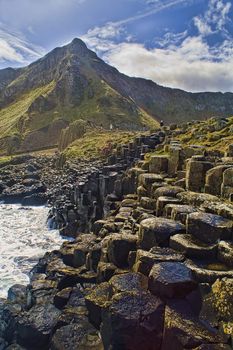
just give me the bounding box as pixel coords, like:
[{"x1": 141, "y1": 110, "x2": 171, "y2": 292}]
[
  {"x1": 63, "y1": 130, "x2": 139, "y2": 160},
  {"x1": 0, "y1": 156, "x2": 12, "y2": 164},
  {"x1": 175, "y1": 116, "x2": 233, "y2": 153}
]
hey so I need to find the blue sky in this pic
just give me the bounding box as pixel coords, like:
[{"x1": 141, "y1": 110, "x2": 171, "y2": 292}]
[{"x1": 0, "y1": 0, "x2": 232, "y2": 92}]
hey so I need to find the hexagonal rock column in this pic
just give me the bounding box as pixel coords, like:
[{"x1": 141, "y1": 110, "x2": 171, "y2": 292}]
[
  {"x1": 101, "y1": 291, "x2": 165, "y2": 350},
  {"x1": 138, "y1": 217, "x2": 185, "y2": 250},
  {"x1": 221, "y1": 167, "x2": 233, "y2": 200},
  {"x1": 139, "y1": 173, "x2": 165, "y2": 192},
  {"x1": 152, "y1": 185, "x2": 184, "y2": 199},
  {"x1": 107, "y1": 234, "x2": 137, "y2": 267},
  {"x1": 205, "y1": 165, "x2": 232, "y2": 196},
  {"x1": 16, "y1": 304, "x2": 61, "y2": 349},
  {"x1": 226, "y1": 144, "x2": 233, "y2": 157},
  {"x1": 187, "y1": 212, "x2": 233, "y2": 244},
  {"x1": 170, "y1": 204, "x2": 197, "y2": 224},
  {"x1": 168, "y1": 146, "x2": 182, "y2": 176},
  {"x1": 134, "y1": 247, "x2": 184, "y2": 276},
  {"x1": 161, "y1": 299, "x2": 227, "y2": 350},
  {"x1": 85, "y1": 282, "x2": 112, "y2": 329},
  {"x1": 156, "y1": 196, "x2": 181, "y2": 217},
  {"x1": 109, "y1": 272, "x2": 148, "y2": 294},
  {"x1": 149, "y1": 155, "x2": 168, "y2": 174},
  {"x1": 218, "y1": 241, "x2": 233, "y2": 267},
  {"x1": 170, "y1": 234, "x2": 218, "y2": 259},
  {"x1": 148, "y1": 262, "x2": 197, "y2": 298},
  {"x1": 51, "y1": 322, "x2": 103, "y2": 350},
  {"x1": 186, "y1": 156, "x2": 213, "y2": 192}
]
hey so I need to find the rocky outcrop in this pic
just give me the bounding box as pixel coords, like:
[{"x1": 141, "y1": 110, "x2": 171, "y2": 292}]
[
  {"x1": 0, "y1": 124, "x2": 233, "y2": 349},
  {"x1": 58, "y1": 119, "x2": 87, "y2": 151}
]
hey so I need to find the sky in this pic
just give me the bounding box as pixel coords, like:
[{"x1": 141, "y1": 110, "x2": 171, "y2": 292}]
[{"x1": 0, "y1": 0, "x2": 232, "y2": 92}]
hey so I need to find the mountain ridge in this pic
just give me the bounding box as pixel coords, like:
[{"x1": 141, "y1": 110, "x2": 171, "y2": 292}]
[{"x1": 0, "y1": 37, "x2": 233, "y2": 154}]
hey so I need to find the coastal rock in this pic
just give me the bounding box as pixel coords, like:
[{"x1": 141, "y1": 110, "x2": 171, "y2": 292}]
[
  {"x1": 101, "y1": 291, "x2": 165, "y2": 350},
  {"x1": 187, "y1": 212, "x2": 233, "y2": 244},
  {"x1": 138, "y1": 217, "x2": 185, "y2": 249},
  {"x1": 16, "y1": 304, "x2": 61, "y2": 349},
  {"x1": 107, "y1": 234, "x2": 137, "y2": 267},
  {"x1": 51, "y1": 322, "x2": 103, "y2": 350},
  {"x1": 162, "y1": 300, "x2": 226, "y2": 350},
  {"x1": 134, "y1": 247, "x2": 184, "y2": 276},
  {"x1": 148, "y1": 262, "x2": 197, "y2": 298}
]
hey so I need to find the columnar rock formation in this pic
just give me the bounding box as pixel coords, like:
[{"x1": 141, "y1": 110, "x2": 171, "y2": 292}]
[{"x1": 0, "y1": 124, "x2": 233, "y2": 349}]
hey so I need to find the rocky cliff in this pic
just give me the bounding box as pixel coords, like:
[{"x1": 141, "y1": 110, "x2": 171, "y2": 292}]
[{"x1": 0, "y1": 38, "x2": 233, "y2": 154}]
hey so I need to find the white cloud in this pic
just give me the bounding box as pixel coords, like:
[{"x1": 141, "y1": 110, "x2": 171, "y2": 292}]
[
  {"x1": 157, "y1": 30, "x2": 188, "y2": 47},
  {"x1": 103, "y1": 37, "x2": 233, "y2": 92},
  {"x1": 81, "y1": 0, "x2": 192, "y2": 55},
  {"x1": 0, "y1": 24, "x2": 44, "y2": 64},
  {"x1": 194, "y1": 0, "x2": 232, "y2": 36},
  {"x1": 81, "y1": 0, "x2": 233, "y2": 93}
]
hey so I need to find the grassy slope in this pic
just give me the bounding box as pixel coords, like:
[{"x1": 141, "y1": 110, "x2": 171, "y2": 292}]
[
  {"x1": 0, "y1": 81, "x2": 56, "y2": 138},
  {"x1": 175, "y1": 116, "x2": 233, "y2": 152},
  {"x1": 64, "y1": 130, "x2": 142, "y2": 160},
  {"x1": 0, "y1": 70, "x2": 158, "y2": 141}
]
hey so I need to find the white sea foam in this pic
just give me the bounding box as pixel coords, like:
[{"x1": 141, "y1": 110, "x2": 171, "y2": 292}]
[{"x1": 0, "y1": 204, "x2": 65, "y2": 298}]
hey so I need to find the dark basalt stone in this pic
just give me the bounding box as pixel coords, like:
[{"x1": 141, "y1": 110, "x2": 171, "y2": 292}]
[
  {"x1": 16, "y1": 303, "x2": 61, "y2": 349},
  {"x1": 148, "y1": 262, "x2": 197, "y2": 298},
  {"x1": 139, "y1": 217, "x2": 185, "y2": 249},
  {"x1": 101, "y1": 291, "x2": 165, "y2": 350},
  {"x1": 51, "y1": 322, "x2": 103, "y2": 350},
  {"x1": 187, "y1": 212, "x2": 233, "y2": 244},
  {"x1": 161, "y1": 300, "x2": 227, "y2": 350}
]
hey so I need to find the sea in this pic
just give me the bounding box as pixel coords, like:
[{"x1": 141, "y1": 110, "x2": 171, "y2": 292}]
[{"x1": 0, "y1": 204, "x2": 65, "y2": 298}]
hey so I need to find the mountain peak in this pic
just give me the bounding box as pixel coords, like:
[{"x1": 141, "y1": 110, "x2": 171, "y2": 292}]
[
  {"x1": 66, "y1": 38, "x2": 90, "y2": 56},
  {"x1": 70, "y1": 37, "x2": 87, "y2": 48}
]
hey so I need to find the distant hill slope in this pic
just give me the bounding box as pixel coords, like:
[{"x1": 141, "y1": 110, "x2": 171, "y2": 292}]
[{"x1": 0, "y1": 38, "x2": 232, "y2": 154}]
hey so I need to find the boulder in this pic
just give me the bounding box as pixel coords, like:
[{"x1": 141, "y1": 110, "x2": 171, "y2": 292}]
[
  {"x1": 149, "y1": 262, "x2": 197, "y2": 298},
  {"x1": 7, "y1": 285, "x2": 27, "y2": 306}
]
